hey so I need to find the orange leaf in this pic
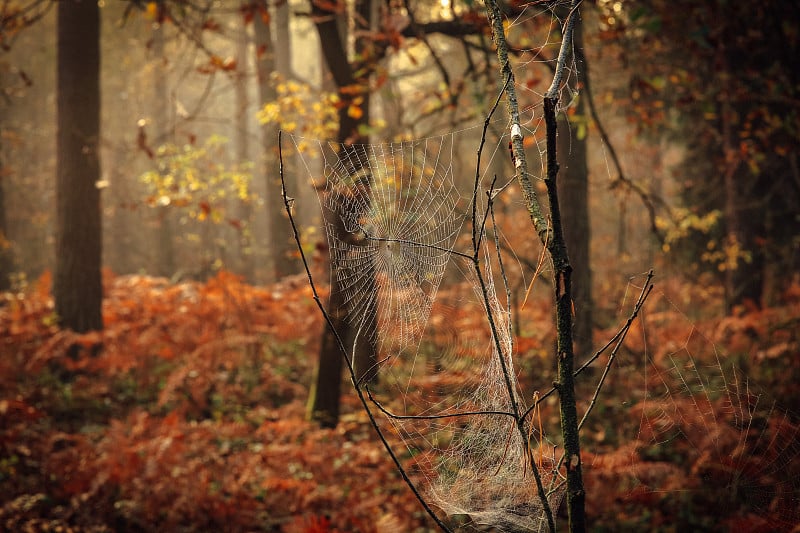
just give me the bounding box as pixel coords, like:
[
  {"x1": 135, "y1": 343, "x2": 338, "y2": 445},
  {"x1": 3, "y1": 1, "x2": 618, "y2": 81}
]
[
  {"x1": 339, "y1": 84, "x2": 366, "y2": 96},
  {"x1": 76, "y1": 330, "x2": 103, "y2": 348},
  {"x1": 159, "y1": 346, "x2": 176, "y2": 359},
  {"x1": 347, "y1": 104, "x2": 363, "y2": 120}
]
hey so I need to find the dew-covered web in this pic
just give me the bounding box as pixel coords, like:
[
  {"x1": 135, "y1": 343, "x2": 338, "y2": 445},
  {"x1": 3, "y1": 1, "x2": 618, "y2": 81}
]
[
  {"x1": 286, "y1": 125, "x2": 800, "y2": 531},
  {"x1": 280, "y1": 66, "x2": 800, "y2": 533},
  {"x1": 286, "y1": 127, "x2": 566, "y2": 532},
  {"x1": 318, "y1": 136, "x2": 464, "y2": 363},
  {"x1": 587, "y1": 275, "x2": 800, "y2": 531}
]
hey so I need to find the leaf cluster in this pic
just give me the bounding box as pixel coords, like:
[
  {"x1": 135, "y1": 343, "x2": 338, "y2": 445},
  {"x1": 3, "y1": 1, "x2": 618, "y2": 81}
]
[
  {"x1": 139, "y1": 135, "x2": 256, "y2": 225},
  {"x1": 258, "y1": 76, "x2": 341, "y2": 144}
]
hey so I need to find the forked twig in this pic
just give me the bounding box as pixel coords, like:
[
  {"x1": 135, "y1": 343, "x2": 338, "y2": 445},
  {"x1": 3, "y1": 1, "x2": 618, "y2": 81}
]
[
  {"x1": 521, "y1": 270, "x2": 655, "y2": 423},
  {"x1": 578, "y1": 272, "x2": 655, "y2": 429}
]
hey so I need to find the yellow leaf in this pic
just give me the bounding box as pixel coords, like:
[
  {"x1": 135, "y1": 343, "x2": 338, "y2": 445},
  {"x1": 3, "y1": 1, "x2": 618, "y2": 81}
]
[{"x1": 146, "y1": 2, "x2": 158, "y2": 19}]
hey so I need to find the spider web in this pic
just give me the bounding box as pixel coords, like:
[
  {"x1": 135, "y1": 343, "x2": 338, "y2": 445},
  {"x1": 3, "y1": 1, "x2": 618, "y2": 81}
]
[
  {"x1": 286, "y1": 126, "x2": 800, "y2": 532},
  {"x1": 584, "y1": 277, "x2": 800, "y2": 531},
  {"x1": 287, "y1": 127, "x2": 566, "y2": 532},
  {"x1": 319, "y1": 137, "x2": 465, "y2": 362}
]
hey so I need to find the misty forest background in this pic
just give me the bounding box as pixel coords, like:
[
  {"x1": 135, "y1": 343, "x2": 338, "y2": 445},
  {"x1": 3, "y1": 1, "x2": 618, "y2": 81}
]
[{"x1": 1, "y1": 1, "x2": 799, "y2": 532}]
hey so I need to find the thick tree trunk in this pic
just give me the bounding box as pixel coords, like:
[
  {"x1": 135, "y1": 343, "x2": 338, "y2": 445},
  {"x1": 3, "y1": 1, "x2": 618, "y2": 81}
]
[{"x1": 54, "y1": 0, "x2": 103, "y2": 332}]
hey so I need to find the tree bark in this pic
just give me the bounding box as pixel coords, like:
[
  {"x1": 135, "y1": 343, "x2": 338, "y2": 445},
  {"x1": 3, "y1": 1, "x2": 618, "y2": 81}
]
[
  {"x1": 556, "y1": 11, "x2": 592, "y2": 358},
  {"x1": 54, "y1": 0, "x2": 103, "y2": 332},
  {"x1": 254, "y1": 1, "x2": 300, "y2": 281},
  {"x1": 307, "y1": 0, "x2": 378, "y2": 427},
  {"x1": 234, "y1": 10, "x2": 254, "y2": 282}
]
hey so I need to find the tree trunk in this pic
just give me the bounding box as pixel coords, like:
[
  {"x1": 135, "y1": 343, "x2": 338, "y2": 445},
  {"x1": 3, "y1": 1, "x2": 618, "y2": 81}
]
[
  {"x1": 254, "y1": 1, "x2": 299, "y2": 281},
  {"x1": 235, "y1": 11, "x2": 254, "y2": 282},
  {"x1": 54, "y1": 0, "x2": 103, "y2": 332},
  {"x1": 557, "y1": 16, "x2": 592, "y2": 356},
  {"x1": 724, "y1": 163, "x2": 764, "y2": 310},
  {"x1": 307, "y1": 0, "x2": 378, "y2": 427},
  {"x1": 0, "y1": 170, "x2": 12, "y2": 291},
  {"x1": 349, "y1": 0, "x2": 378, "y2": 386},
  {"x1": 557, "y1": 11, "x2": 592, "y2": 358},
  {"x1": 720, "y1": 53, "x2": 763, "y2": 312},
  {"x1": 151, "y1": 21, "x2": 175, "y2": 278}
]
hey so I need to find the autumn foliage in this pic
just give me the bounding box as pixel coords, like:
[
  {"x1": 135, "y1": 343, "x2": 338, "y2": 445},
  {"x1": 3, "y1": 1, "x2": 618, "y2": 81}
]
[
  {"x1": 1, "y1": 271, "x2": 799, "y2": 531},
  {"x1": 1, "y1": 271, "x2": 427, "y2": 532}
]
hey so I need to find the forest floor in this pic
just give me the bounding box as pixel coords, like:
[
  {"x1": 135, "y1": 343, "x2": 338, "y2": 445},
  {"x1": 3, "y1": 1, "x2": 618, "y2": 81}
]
[{"x1": 1, "y1": 271, "x2": 798, "y2": 532}]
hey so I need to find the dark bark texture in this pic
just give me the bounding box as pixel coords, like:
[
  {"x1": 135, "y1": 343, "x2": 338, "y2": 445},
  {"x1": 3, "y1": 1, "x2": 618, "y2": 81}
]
[
  {"x1": 556, "y1": 12, "x2": 592, "y2": 358},
  {"x1": 307, "y1": 0, "x2": 378, "y2": 428},
  {"x1": 54, "y1": 0, "x2": 103, "y2": 333}
]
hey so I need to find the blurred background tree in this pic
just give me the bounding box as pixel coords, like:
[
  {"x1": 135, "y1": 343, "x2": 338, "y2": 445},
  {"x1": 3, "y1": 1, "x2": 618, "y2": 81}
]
[
  {"x1": 54, "y1": 0, "x2": 102, "y2": 332},
  {"x1": 598, "y1": 0, "x2": 800, "y2": 311}
]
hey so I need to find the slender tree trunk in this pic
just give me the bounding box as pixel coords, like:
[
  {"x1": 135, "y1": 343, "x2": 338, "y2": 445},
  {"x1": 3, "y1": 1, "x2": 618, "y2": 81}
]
[
  {"x1": 0, "y1": 55, "x2": 11, "y2": 289},
  {"x1": 151, "y1": 21, "x2": 175, "y2": 278},
  {"x1": 235, "y1": 12, "x2": 254, "y2": 281},
  {"x1": 55, "y1": 0, "x2": 103, "y2": 332},
  {"x1": 556, "y1": 10, "x2": 592, "y2": 357},
  {"x1": 254, "y1": 1, "x2": 300, "y2": 281},
  {"x1": 0, "y1": 170, "x2": 12, "y2": 291},
  {"x1": 101, "y1": 2, "x2": 131, "y2": 276}
]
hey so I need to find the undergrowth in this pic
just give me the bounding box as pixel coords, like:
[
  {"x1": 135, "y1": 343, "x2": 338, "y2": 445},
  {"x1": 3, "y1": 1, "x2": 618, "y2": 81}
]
[{"x1": 1, "y1": 271, "x2": 798, "y2": 531}]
